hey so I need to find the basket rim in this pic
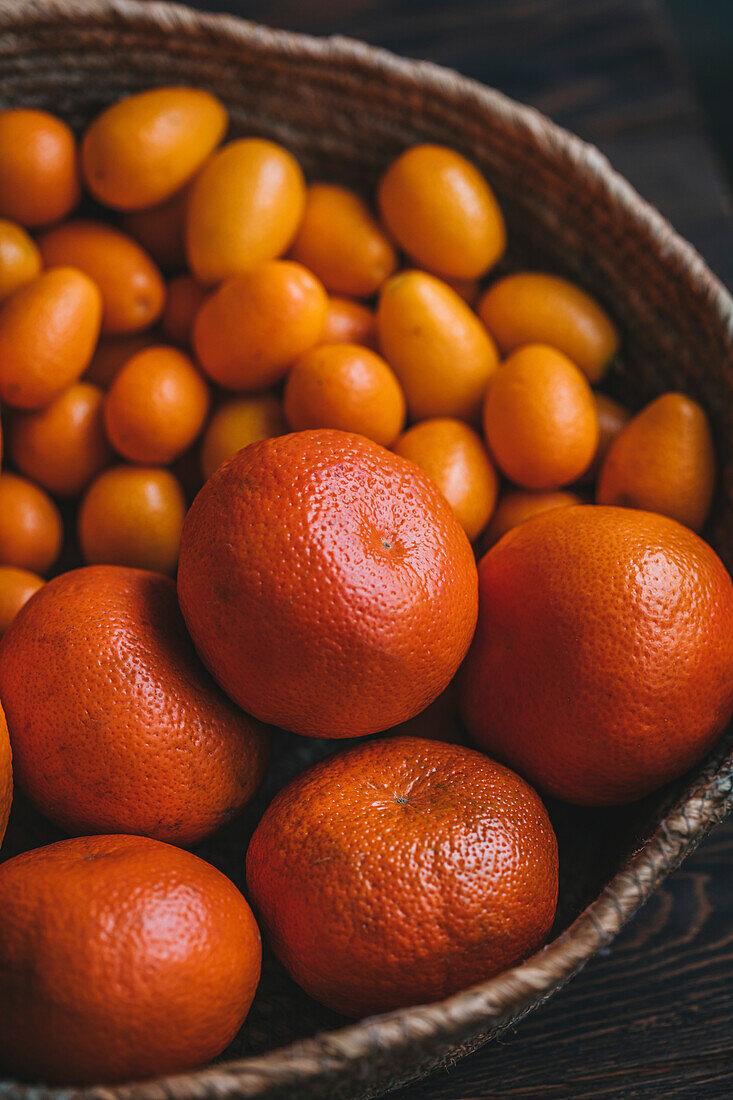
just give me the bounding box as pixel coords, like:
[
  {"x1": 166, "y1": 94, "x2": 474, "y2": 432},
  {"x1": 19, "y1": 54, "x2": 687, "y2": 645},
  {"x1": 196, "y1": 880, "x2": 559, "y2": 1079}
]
[{"x1": 1, "y1": 1, "x2": 733, "y2": 1098}]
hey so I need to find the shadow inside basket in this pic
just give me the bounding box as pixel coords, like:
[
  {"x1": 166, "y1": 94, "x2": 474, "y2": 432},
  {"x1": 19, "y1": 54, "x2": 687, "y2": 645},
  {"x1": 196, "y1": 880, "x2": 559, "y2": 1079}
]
[{"x1": 5, "y1": 714, "x2": 726, "y2": 1063}]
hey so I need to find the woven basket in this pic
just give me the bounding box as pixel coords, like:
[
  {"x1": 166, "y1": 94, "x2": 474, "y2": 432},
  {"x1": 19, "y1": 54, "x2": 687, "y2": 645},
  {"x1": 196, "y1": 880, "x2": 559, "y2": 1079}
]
[{"x1": 1, "y1": 1, "x2": 733, "y2": 1098}]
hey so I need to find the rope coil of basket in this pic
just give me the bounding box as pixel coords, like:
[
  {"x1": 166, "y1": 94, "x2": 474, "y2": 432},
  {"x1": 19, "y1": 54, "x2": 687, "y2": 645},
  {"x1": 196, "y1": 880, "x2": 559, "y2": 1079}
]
[{"x1": 1, "y1": 1, "x2": 733, "y2": 1098}]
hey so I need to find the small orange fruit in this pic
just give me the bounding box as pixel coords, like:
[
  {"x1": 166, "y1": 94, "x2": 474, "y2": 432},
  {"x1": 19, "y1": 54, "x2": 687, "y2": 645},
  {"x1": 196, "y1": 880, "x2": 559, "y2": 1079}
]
[
  {"x1": 0, "y1": 700, "x2": 10, "y2": 847},
  {"x1": 38, "y1": 220, "x2": 166, "y2": 335},
  {"x1": 247, "y1": 736, "x2": 557, "y2": 1017},
  {"x1": 393, "y1": 418, "x2": 498, "y2": 541},
  {"x1": 187, "y1": 138, "x2": 306, "y2": 284},
  {"x1": 0, "y1": 108, "x2": 80, "y2": 227},
  {"x1": 0, "y1": 472, "x2": 63, "y2": 573},
  {"x1": 0, "y1": 267, "x2": 102, "y2": 408},
  {"x1": 459, "y1": 505, "x2": 733, "y2": 805},
  {"x1": 0, "y1": 566, "x2": 270, "y2": 844},
  {"x1": 378, "y1": 144, "x2": 506, "y2": 279},
  {"x1": 178, "y1": 430, "x2": 478, "y2": 737},
  {"x1": 597, "y1": 392, "x2": 715, "y2": 532},
  {"x1": 104, "y1": 346, "x2": 210, "y2": 465},
  {"x1": 444, "y1": 278, "x2": 481, "y2": 307},
  {"x1": 478, "y1": 272, "x2": 619, "y2": 384},
  {"x1": 483, "y1": 344, "x2": 598, "y2": 489},
  {"x1": 9, "y1": 383, "x2": 111, "y2": 497},
  {"x1": 0, "y1": 220, "x2": 42, "y2": 302},
  {"x1": 578, "y1": 393, "x2": 630, "y2": 484},
  {"x1": 289, "y1": 183, "x2": 397, "y2": 297},
  {"x1": 284, "y1": 343, "x2": 406, "y2": 447},
  {"x1": 319, "y1": 296, "x2": 377, "y2": 348},
  {"x1": 480, "y1": 489, "x2": 583, "y2": 552},
  {"x1": 78, "y1": 465, "x2": 186, "y2": 574},
  {"x1": 120, "y1": 185, "x2": 190, "y2": 272},
  {"x1": 161, "y1": 275, "x2": 208, "y2": 347},
  {"x1": 193, "y1": 260, "x2": 327, "y2": 390},
  {"x1": 201, "y1": 393, "x2": 287, "y2": 481},
  {"x1": 82, "y1": 87, "x2": 228, "y2": 210},
  {"x1": 84, "y1": 331, "x2": 158, "y2": 389},
  {"x1": 0, "y1": 566, "x2": 44, "y2": 638},
  {"x1": 0, "y1": 834, "x2": 261, "y2": 1085},
  {"x1": 378, "y1": 270, "x2": 499, "y2": 422}
]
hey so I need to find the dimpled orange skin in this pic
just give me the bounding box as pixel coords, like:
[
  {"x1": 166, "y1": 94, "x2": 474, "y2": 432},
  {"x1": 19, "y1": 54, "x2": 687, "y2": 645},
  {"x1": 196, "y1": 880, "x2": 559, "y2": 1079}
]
[
  {"x1": 483, "y1": 344, "x2": 599, "y2": 489},
  {"x1": 0, "y1": 220, "x2": 42, "y2": 302},
  {"x1": 0, "y1": 701, "x2": 11, "y2": 846},
  {"x1": 0, "y1": 567, "x2": 44, "y2": 639},
  {"x1": 0, "y1": 267, "x2": 102, "y2": 409},
  {"x1": 186, "y1": 138, "x2": 306, "y2": 284},
  {"x1": 0, "y1": 834, "x2": 261, "y2": 1086},
  {"x1": 246, "y1": 736, "x2": 558, "y2": 1017},
  {"x1": 193, "y1": 261, "x2": 327, "y2": 391},
  {"x1": 0, "y1": 473, "x2": 63, "y2": 573},
  {"x1": 378, "y1": 271, "x2": 499, "y2": 423},
  {"x1": 478, "y1": 273, "x2": 620, "y2": 384},
  {"x1": 78, "y1": 466, "x2": 186, "y2": 575},
  {"x1": 597, "y1": 392, "x2": 715, "y2": 532},
  {"x1": 162, "y1": 276, "x2": 208, "y2": 347},
  {"x1": 578, "y1": 393, "x2": 630, "y2": 485},
  {"x1": 0, "y1": 109, "x2": 80, "y2": 227},
  {"x1": 0, "y1": 566, "x2": 270, "y2": 843},
  {"x1": 201, "y1": 394, "x2": 287, "y2": 481},
  {"x1": 289, "y1": 183, "x2": 397, "y2": 297},
  {"x1": 120, "y1": 186, "x2": 190, "y2": 273},
  {"x1": 480, "y1": 489, "x2": 583, "y2": 552},
  {"x1": 284, "y1": 343, "x2": 406, "y2": 447},
  {"x1": 378, "y1": 144, "x2": 506, "y2": 280},
  {"x1": 319, "y1": 296, "x2": 377, "y2": 348},
  {"x1": 459, "y1": 505, "x2": 733, "y2": 806},
  {"x1": 393, "y1": 418, "x2": 499, "y2": 542},
  {"x1": 9, "y1": 382, "x2": 111, "y2": 497},
  {"x1": 178, "y1": 430, "x2": 478, "y2": 738},
  {"x1": 104, "y1": 345, "x2": 210, "y2": 465},
  {"x1": 81, "y1": 87, "x2": 228, "y2": 211},
  {"x1": 38, "y1": 220, "x2": 166, "y2": 336}
]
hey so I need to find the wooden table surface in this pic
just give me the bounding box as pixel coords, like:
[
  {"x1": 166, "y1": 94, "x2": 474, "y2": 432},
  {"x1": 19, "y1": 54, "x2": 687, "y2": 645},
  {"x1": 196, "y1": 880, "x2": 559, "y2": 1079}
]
[{"x1": 185, "y1": 1, "x2": 733, "y2": 1095}]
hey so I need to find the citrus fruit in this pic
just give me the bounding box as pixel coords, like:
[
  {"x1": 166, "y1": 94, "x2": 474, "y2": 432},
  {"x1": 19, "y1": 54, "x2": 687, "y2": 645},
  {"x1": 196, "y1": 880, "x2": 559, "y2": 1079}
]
[
  {"x1": 200, "y1": 393, "x2": 287, "y2": 481},
  {"x1": 0, "y1": 565, "x2": 270, "y2": 843},
  {"x1": 319, "y1": 296, "x2": 377, "y2": 348},
  {"x1": 193, "y1": 260, "x2": 327, "y2": 390},
  {"x1": 0, "y1": 566, "x2": 44, "y2": 638},
  {"x1": 0, "y1": 267, "x2": 102, "y2": 408},
  {"x1": 0, "y1": 108, "x2": 80, "y2": 227},
  {"x1": 289, "y1": 183, "x2": 397, "y2": 297},
  {"x1": 478, "y1": 272, "x2": 619, "y2": 384},
  {"x1": 0, "y1": 700, "x2": 11, "y2": 847},
  {"x1": 84, "y1": 331, "x2": 158, "y2": 389},
  {"x1": 597, "y1": 392, "x2": 715, "y2": 531},
  {"x1": 78, "y1": 466, "x2": 187, "y2": 574},
  {"x1": 9, "y1": 382, "x2": 111, "y2": 497},
  {"x1": 247, "y1": 736, "x2": 557, "y2": 1017},
  {"x1": 459, "y1": 505, "x2": 733, "y2": 805},
  {"x1": 104, "y1": 345, "x2": 210, "y2": 465},
  {"x1": 120, "y1": 185, "x2": 190, "y2": 273},
  {"x1": 178, "y1": 430, "x2": 478, "y2": 737},
  {"x1": 0, "y1": 834, "x2": 260, "y2": 1085},
  {"x1": 393, "y1": 418, "x2": 498, "y2": 541},
  {"x1": 378, "y1": 144, "x2": 506, "y2": 279},
  {"x1": 161, "y1": 275, "x2": 208, "y2": 347},
  {"x1": 578, "y1": 393, "x2": 630, "y2": 484},
  {"x1": 0, "y1": 472, "x2": 63, "y2": 573},
  {"x1": 483, "y1": 343, "x2": 598, "y2": 489},
  {"x1": 0, "y1": 220, "x2": 41, "y2": 302},
  {"x1": 38, "y1": 220, "x2": 166, "y2": 335},
  {"x1": 186, "y1": 138, "x2": 305, "y2": 284},
  {"x1": 81, "y1": 86, "x2": 228, "y2": 210},
  {"x1": 378, "y1": 270, "x2": 499, "y2": 423},
  {"x1": 480, "y1": 489, "x2": 583, "y2": 552},
  {"x1": 284, "y1": 342, "x2": 406, "y2": 446}
]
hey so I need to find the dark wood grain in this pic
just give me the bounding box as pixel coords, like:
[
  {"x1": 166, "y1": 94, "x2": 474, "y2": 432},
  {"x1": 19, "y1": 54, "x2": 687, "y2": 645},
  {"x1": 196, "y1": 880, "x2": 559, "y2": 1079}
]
[{"x1": 172, "y1": 1, "x2": 733, "y2": 1097}]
